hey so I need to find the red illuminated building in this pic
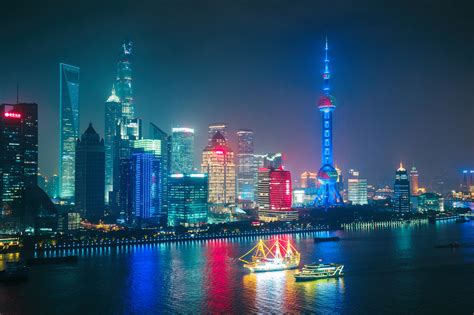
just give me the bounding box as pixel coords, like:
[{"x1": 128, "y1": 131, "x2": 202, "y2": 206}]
[{"x1": 257, "y1": 167, "x2": 297, "y2": 222}]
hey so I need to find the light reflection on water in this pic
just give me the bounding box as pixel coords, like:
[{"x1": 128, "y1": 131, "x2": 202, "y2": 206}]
[{"x1": 1, "y1": 221, "x2": 473, "y2": 314}]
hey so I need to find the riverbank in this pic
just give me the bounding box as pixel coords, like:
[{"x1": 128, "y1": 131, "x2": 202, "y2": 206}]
[{"x1": 34, "y1": 225, "x2": 341, "y2": 252}]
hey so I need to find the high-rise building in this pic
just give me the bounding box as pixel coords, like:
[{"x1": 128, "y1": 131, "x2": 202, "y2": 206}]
[
  {"x1": 347, "y1": 170, "x2": 368, "y2": 205},
  {"x1": 315, "y1": 39, "x2": 343, "y2": 207},
  {"x1": 116, "y1": 40, "x2": 134, "y2": 119},
  {"x1": 410, "y1": 166, "x2": 419, "y2": 195},
  {"x1": 150, "y1": 123, "x2": 170, "y2": 221},
  {"x1": 394, "y1": 163, "x2": 410, "y2": 212},
  {"x1": 171, "y1": 127, "x2": 195, "y2": 174},
  {"x1": 167, "y1": 173, "x2": 208, "y2": 227},
  {"x1": 75, "y1": 123, "x2": 105, "y2": 221},
  {"x1": 201, "y1": 132, "x2": 235, "y2": 214},
  {"x1": 208, "y1": 123, "x2": 227, "y2": 144},
  {"x1": 300, "y1": 171, "x2": 317, "y2": 188},
  {"x1": 47, "y1": 174, "x2": 59, "y2": 199},
  {"x1": 257, "y1": 167, "x2": 296, "y2": 222},
  {"x1": 131, "y1": 139, "x2": 163, "y2": 222},
  {"x1": 0, "y1": 103, "x2": 38, "y2": 217},
  {"x1": 59, "y1": 63, "x2": 80, "y2": 200},
  {"x1": 236, "y1": 129, "x2": 255, "y2": 202},
  {"x1": 104, "y1": 85, "x2": 122, "y2": 203}
]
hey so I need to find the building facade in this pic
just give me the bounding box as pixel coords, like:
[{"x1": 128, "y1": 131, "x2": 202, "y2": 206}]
[
  {"x1": 167, "y1": 174, "x2": 208, "y2": 227},
  {"x1": 257, "y1": 167, "x2": 296, "y2": 221},
  {"x1": 208, "y1": 123, "x2": 227, "y2": 144},
  {"x1": 201, "y1": 132, "x2": 235, "y2": 214},
  {"x1": 0, "y1": 103, "x2": 38, "y2": 217},
  {"x1": 104, "y1": 86, "x2": 122, "y2": 203},
  {"x1": 418, "y1": 193, "x2": 444, "y2": 212},
  {"x1": 300, "y1": 171, "x2": 317, "y2": 188},
  {"x1": 59, "y1": 63, "x2": 80, "y2": 200},
  {"x1": 116, "y1": 40, "x2": 134, "y2": 119},
  {"x1": 394, "y1": 163, "x2": 410, "y2": 212},
  {"x1": 75, "y1": 124, "x2": 105, "y2": 221},
  {"x1": 236, "y1": 130, "x2": 255, "y2": 203},
  {"x1": 410, "y1": 166, "x2": 419, "y2": 195},
  {"x1": 171, "y1": 127, "x2": 195, "y2": 174},
  {"x1": 348, "y1": 178, "x2": 368, "y2": 205}
]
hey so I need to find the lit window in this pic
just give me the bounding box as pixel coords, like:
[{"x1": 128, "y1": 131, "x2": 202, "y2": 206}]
[{"x1": 324, "y1": 121, "x2": 330, "y2": 128}]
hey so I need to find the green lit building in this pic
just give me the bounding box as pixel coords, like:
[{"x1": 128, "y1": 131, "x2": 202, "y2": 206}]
[
  {"x1": 418, "y1": 193, "x2": 444, "y2": 212},
  {"x1": 167, "y1": 174, "x2": 208, "y2": 227}
]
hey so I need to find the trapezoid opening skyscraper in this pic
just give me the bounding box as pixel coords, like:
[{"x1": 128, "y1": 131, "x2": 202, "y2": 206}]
[{"x1": 315, "y1": 39, "x2": 343, "y2": 208}]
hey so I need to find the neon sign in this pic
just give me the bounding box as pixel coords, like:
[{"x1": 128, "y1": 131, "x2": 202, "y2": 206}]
[{"x1": 4, "y1": 112, "x2": 21, "y2": 119}]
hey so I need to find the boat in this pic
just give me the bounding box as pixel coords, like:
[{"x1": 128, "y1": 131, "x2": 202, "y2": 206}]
[
  {"x1": 434, "y1": 242, "x2": 460, "y2": 249},
  {"x1": 295, "y1": 260, "x2": 344, "y2": 281},
  {"x1": 314, "y1": 236, "x2": 340, "y2": 243},
  {"x1": 239, "y1": 238, "x2": 300, "y2": 272},
  {"x1": 0, "y1": 261, "x2": 29, "y2": 283}
]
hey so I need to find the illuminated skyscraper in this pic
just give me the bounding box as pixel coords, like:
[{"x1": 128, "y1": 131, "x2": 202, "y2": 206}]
[
  {"x1": 59, "y1": 63, "x2": 80, "y2": 200},
  {"x1": 315, "y1": 39, "x2": 343, "y2": 207},
  {"x1": 167, "y1": 174, "x2": 208, "y2": 227},
  {"x1": 116, "y1": 40, "x2": 134, "y2": 119},
  {"x1": 150, "y1": 123, "x2": 170, "y2": 220},
  {"x1": 347, "y1": 170, "x2": 368, "y2": 205},
  {"x1": 171, "y1": 127, "x2": 195, "y2": 174},
  {"x1": 104, "y1": 85, "x2": 122, "y2": 202},
  {"x1": 0, "y1": 103, "x2": 38, "y2": 217},
  {"x1": 208, "y1": 123, "x2": 227, "y2": 144},
  {"x1": 75, "y1": 124, "x2": 105, "y2": 221},
  {"x1": 201, "y1": 132, "x2": 235, "y2": 214},
  {"x1": 394, "y1": 163, "x2": 410, "y2": 212},
  {"x1": 236, "y1": 129, "x2": 255, "y2": 202},
  {"x1": 410, "y1": 166, "x2": 419, "y2": 195},
  {"x1": 257, "y1": 167, "x2": 296, "y2": 222}
]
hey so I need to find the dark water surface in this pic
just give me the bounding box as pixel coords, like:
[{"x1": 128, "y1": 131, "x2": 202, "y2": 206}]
[{"x1": 1, "y1": 222, "x2": 473, "y2": 314}]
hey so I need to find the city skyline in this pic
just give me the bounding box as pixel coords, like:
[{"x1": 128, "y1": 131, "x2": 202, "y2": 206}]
[{"x1": 1, "y1": 1, "x2": 472, "y2": 188}]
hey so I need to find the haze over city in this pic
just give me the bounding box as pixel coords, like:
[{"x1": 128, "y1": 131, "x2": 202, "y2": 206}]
[{"x1": 1, "y1": 0, "x2": 472, "y2": 187}]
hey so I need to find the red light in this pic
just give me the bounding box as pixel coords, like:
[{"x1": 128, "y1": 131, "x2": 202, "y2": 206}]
[{"x1": 4, "y1": 112, "x2": 21, "y2": 119}]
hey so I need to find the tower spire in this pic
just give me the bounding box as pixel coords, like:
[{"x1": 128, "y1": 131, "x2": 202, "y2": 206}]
[{"x1": 323, "y1": 37, "x2": 330, "y2": 95}]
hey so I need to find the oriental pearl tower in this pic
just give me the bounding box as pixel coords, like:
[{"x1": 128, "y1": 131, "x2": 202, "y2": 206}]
[{"x1": 315, "y1": 38, "x2": 343, "y2": 207}]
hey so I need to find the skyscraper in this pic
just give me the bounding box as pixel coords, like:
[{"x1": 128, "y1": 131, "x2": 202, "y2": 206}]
[
  {"x1": 315, "y1": 39, "x2": 343, "y2": 207},
  {"x1": 75, "y1": 124, "x2": 105, "y2": 221},
  {"x1": 104, "y1": 85, "x2": 122, "y2": 202},
  {"x1": 300, "y1": 171, "x2": 317, "y2": 188},
  {"x1": 150, "y1": 123, "x2": 170, "y2": 221},
  {"x1": 410, "y1": 166, "x2": 419, "y2": 195},
  {"x1": 171, "y1": 127, "x2": 195, "y2": 174},
  {"x1": 257, "y1": 167, "x2": 296, "y2": 222},
  {"x1": 236, "y1": 129, "x2": 255, "y2": 202},
  {"x1": 167, "y1": 174, "x2": 208, "y2": 227},
  {"x1": 59, "y1": 63, "x2": 80, "y2": 200},
  {"x1": 131, "y1": 139, "x2": 163, "y2": 222},
  {"x1": 208, "y1": 123, "x2": 227, "y2": 144},
  {"x1": 201, "y1": 131, "x2": 235, "y2": 214},
  {"x1": 394, "y1": 163, "x2": 410, "y2": 212},
  {"x1": 347, "y1": 170, "x2": 368, "y2": 205},
  {"x1": 116, "y1": 40, "x2": 134, "y2": 119},
  {"x1": 0, "y1": 103, "x2": 38, "y2": 217}
]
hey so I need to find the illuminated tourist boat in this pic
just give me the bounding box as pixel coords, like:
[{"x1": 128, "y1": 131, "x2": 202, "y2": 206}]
[
  {"x1": 239, "y1": 238, "x2": 300, "y2": 272},
  {"x1": 294, "y1": 260, "x2": 344, "y2": 281}
]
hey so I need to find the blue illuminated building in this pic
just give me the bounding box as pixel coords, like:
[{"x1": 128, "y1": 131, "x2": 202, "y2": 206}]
[{"x1": 315, "y1": 39, "x2": 343, "y2": 207}]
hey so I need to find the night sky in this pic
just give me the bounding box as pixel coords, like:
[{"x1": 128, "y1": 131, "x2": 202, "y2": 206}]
[{"x1": 1, "y1": 0, "x2": 473, "y2": 188}]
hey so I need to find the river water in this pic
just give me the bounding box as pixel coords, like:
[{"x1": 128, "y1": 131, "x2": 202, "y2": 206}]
[{"x1": 1, "y1": 221, "x2": 473, "y2": 314}]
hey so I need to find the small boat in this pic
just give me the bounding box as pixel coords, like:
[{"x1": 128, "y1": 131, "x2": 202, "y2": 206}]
[
  {"x1": 239, "y1": 238, "x2": 300, "y2": 273},
  {"x1": 295, "y1": 260, "x2": 344, "y2": 281},
  {"x1": 0, "y1": 261, "x2": 29, "y2": 283},
  {"x1": 314, "y1": 236, "x2": 340, "y2": 243}
]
